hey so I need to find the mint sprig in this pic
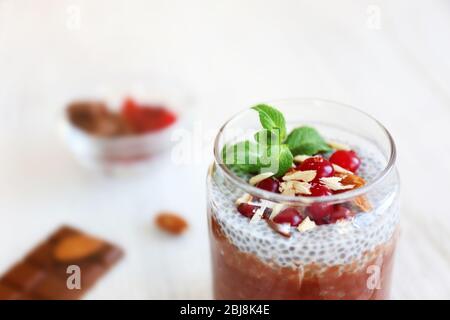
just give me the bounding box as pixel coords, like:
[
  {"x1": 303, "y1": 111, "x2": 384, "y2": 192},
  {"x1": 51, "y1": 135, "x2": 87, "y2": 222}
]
[
  {"x1": 221, "y1": 104, "x2": 330, "y2": 178},
  {"x1": 251, "y1": 104, "x2": 287, "y2": 140},
  {"x1": 286, "y1": 126, "x2": 331, "y2": 156}
]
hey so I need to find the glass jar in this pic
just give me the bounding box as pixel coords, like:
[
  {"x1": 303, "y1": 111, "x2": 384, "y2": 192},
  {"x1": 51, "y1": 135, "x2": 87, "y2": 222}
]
[{"x1": 206, "y1": 99, "x2": 399, "y2": 300}]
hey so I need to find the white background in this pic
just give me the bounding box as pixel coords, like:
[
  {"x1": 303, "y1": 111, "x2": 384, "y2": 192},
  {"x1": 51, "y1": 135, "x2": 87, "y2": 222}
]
[{"x1": 0, "y1": 0, "x2": 449, "y2": 299}]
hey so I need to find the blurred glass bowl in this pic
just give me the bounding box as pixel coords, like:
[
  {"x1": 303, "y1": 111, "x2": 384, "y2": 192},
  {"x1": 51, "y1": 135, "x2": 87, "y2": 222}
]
[{"x1": 60, "y1": 71, "x2": 194, "y2": 173}]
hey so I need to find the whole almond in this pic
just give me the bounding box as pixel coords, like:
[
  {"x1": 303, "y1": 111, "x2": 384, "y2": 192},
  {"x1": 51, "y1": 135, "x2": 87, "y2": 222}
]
[
  {"x1": 155, "y1": 212, "x2": 188, "y2": 235},
  {"x1": 54, "y1": 235, "x2": 104, "y2": 262}
]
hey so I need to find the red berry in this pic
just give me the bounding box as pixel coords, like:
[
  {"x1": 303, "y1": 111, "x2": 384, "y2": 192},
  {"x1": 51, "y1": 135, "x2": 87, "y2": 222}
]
[
  {"x1": 329, "y1": 150, "x2": 361, "y2": 173},
  {"x1": 273, "y1": 207, "x2": 304, "y2": 227},
  {"x1": 256, "y1": 177, "x2": 280, "y2": 193},
  {"x1": 298, "y1": 156, "x2": 334, "y2": 181},
  {"x1": 309, "y1": 183, "x2": 332, "y2": 197},
  {"x1": 121, "y1": 98, "x2": 177, "y2": 133},
  {"x1": 237, "y1": 203, "x2": 259, "y2": 218},
  {"x1": 328, "y1": 205, "x2": 352, "y2": 223},
  {"x1": 307, "y1": 203, "x2": 334, "y2": 225}
]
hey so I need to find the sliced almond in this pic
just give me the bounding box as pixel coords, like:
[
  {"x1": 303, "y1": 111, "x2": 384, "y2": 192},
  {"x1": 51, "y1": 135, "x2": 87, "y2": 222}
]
[
  {"x1": 279, "y1": 181, "x2": 311, "y2": 196},
  {"x1": 339, "y1": 174, "x2": 372, "y2": 212},
  {"x1": 341, "y1": 174, "x2": 366, "y2": 188},
  {"x1": 54, "y1": 235, "x2": 104, "y2": 262},
  {"x1": 297, "y1": 217, "x2": 316, "y2": 232},
  {"x1": 249, "y1": 207, "x2": 265, "y2": 224},
  {"x1": 266, "y1": 220, "x2": 291, "y2": 237},
  {"x1": 293, "y1": 155, "x2": 312, "y2": 163},
  {"x1": 249, "y1": 172, "x2": 275, "y2": 186},
  {"x1": 327, "y1": 141, "x2": 351, "y2": 151},
  {"x1": 269, "y1": 203, "x2": 287, "y2": 220},
  {"x1": 319, "y1": 177, "x2": 354, "y2": 191},
  {"x1": 332, "y1": 164, "x2": 353, "y2": 175},
  {"x1": 235, "y1": 193, "x2": 252, "y2": 205},
  {"x1": 282, "y1": 170, "x2": 316, "y2": 182},
  {"x1": 354, "y1": 195, "x2": 373, "y2": 212}
]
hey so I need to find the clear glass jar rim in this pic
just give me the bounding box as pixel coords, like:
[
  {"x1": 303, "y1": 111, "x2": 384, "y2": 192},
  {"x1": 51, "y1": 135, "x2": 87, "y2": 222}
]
[{"x1": 213, "y1": 98, "x2": 397, "y2": 204}]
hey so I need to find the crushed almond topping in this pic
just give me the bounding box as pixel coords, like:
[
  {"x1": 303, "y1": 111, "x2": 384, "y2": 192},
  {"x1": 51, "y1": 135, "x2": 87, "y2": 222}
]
[
  {"x1": 279, "y1": 181, "x2": 311, "y2": 196},
  {"x1": 249, "y1": 172, "x2": 275, "y2": 186},
  {"x1": 327, "y1": 140, "x2": 351, "y2": 151},
  {"x1": 282, "y1": 170, "x2": 316, "y2": 182},
  {"x1": 297, "y1": 217, "x2": 316, "y2": 232},
  {"x1": 293, "y1": 155, "x2": 312, "y2": 163},
  {"x1": 332, "y1": 164, "x2": 353, "y2": 174},
  {"x1": 235, "y1": 193, "x2": 252, "y2": 205},
  {"x1": 266, "y1": 220, "x2": 291, "y2": 237},
  {"x1": 269, "y1": 203, "x2": 287, "y2": 220},
  {"x1": 319, "y1": 177, "x2": 355, "y2": 191}
]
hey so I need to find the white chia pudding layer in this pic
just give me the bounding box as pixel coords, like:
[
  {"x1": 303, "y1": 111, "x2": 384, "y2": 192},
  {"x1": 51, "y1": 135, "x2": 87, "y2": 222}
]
[{"x1": 209, "y1": 142, "x2": 400, "y2": 269}]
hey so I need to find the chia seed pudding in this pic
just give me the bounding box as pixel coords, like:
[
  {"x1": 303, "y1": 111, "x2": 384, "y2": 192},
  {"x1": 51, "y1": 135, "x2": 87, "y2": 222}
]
[{"x1": 207, "y1": 100, "x2": 399, "y2": 300}]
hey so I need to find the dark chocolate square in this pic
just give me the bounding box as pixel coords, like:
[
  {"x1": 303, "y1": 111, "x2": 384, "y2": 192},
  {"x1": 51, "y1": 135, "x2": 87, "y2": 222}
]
[
  {"x1": 33, "y1": 264, "x2": 105, "y2": 300},
  {"x1": 99, "y1": 244, "x2": 124, "y2": 268},
  {"x1": 0, "y1": 282, "x2": 22, "y2": 300},
  {"x1": 1, "y1": 261, "x2": 46, "y2": 291},
  {"x1": 26, "y1": 242, "x2": 55, "y2": 269},
  {"x1": 49, "y1": 225, "x2": 81, "y2": 243}
]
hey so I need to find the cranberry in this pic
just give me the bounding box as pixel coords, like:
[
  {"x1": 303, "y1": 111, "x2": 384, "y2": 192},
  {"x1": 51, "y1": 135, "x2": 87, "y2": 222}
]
[
  {"x1": 256, "y1": 177, "x2": 280, "y2": 193},
  {"x1": 307, "y1": 203, "x2": 334, "y2": 225},
  {"x1": 298, "y1": 156, "x2": 334, "y2": 181},
  {"x1": 329, "y1": 150, "x2": 361, "y2": 173},
  {"x1": 309, "y1": 183, "x2": 332, "y2": 197},
  {"x1": 237, "y1": 203, "x2": 259, "y2": 218},
  {"x1": 328, "y1": 205, "x2": 352, "y2": 223},
  {"x1": 273, "y1": 207, "x2": 304, "y2": 227}
]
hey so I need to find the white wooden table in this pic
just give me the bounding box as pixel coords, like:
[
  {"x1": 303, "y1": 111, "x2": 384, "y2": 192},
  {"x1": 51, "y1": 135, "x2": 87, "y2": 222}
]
[{"x1": 0, "y1": 0, "x2": 449, "y2": 299}]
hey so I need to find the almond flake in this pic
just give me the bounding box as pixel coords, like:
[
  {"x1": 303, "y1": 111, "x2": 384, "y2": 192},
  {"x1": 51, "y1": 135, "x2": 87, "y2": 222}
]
[
  {"x1": 249, "y1": 207, "x2": 265, "y2": 224},
  {"x1": 293, "y1": 155, "x2": 312, "y2": 163},
  {"x1": 327, "y1": 140, "x2": 351, "y2": 151},
  {"x1": 282, "y1": 170, "x2": 316, "y2": 182},
  {"x1": 266, "y1": 220, "x2": 291, "y2": 237},
  {"x1": 279, "y1": 181, "x2": 311, "y2": 196},
  {"x1": 341, "y1": 174, "x2": 366, "y2": 188},
  {"x1": 332, "y1": 164, "x2": 353, "y2": 174},
  {"x1": 354, "y1": 195, "x2": 372, "y2": 212},
  {"x1": 249, "y1": 172, "x2": 275, "y2": 186},
  {"x1": 319, "y1": 177, "x2": 355, "y2": 191},
  {"x1": 297, "y1": 217, "x2": 316, "y2": 232},
  {"x1": 235, "y1": 193, "x2": 252, "y2": 205},
  {"x1": 269, "y1": 203, "x2": 287, "y2": 220}
]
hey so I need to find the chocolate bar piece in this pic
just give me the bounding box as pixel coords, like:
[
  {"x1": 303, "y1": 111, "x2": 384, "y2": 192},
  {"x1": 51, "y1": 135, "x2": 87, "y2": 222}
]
[{"x1": 0, "y1": 225, "x2": 124, "y2": 300}]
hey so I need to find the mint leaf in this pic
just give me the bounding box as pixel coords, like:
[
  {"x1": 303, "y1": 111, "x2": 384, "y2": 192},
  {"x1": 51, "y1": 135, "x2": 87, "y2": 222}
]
[
  {"x1": 285, "y1": 126, "x2": 331, "y2": 156},
  {"x1": 252, "y1": 104, "x2": 286, "y2": 140},
  {"x1": 260, "y1": 144, "x2": 293, "y2": 177},
  {"x1": 221, "y1": 141, "x2": 263, "y2": 174},
  {"x1": 254, "y1": 129, "x2": 281, "y2": 145}
]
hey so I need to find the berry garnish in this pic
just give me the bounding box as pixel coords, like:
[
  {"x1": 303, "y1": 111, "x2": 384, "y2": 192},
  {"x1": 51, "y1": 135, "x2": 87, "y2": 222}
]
[
  {"x1": 307, "y1": 203, "x2": 334, "y2": 225},
  {"x1": 273, "y1": 207, "x2": 304, "y2": 227},
  {"x1": 256, "y1": 177, "x2": 281, "y2": 193},
  {"x1": 329, "y1": 150, "x2": 361, "y2": 173},
  {"x1": 237, "y1": 203, "x2": 259, "y2": 218},
  {"x1": 309, "y1": 182, "x2": 332, "y2": 197},
  {"x1": 328, "y1": 205, "x2": 352, "y2": 223},
  {"x1": 298, "y1": 156, "x2": 334, "y2": 181}
]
